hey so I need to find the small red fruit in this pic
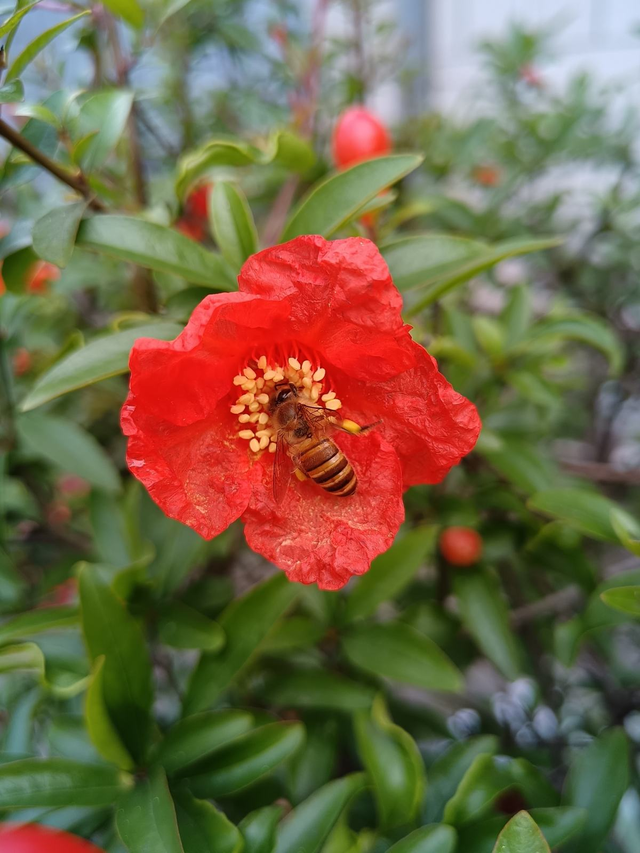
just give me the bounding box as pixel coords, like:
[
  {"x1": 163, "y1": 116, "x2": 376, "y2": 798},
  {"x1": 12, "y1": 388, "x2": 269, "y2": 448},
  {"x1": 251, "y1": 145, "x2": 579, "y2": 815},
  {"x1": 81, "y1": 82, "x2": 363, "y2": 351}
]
[
  {"x1": 12, "y1": 347, "x2": 31, "y2": 376},
  {"x1": 472, "y1": 165, "x2": 500, "y2": 187},
  {"x1": 332, "y1": 106, "x2": 392, "y2": 169},
  {"x1": 176, "y1": 217, "x2": 206, "y2": 242},
  {"x1": 46, "y1": 502, "x2": 72, "y2": 526},
  {"x1": 58, "y1": 473, "x2": 91, "y2": 497},
  {"x1": 439, "y1": 527, "x2": 482, "y2": 566},
  {"x1": 26, "y1": 261, "x2": 60, "y2": 294},
  {"x1": 185, "y1": 182, "x2": 213, "y2": 221},
  {"x1": 0, "y1": 823, "x2": 105, "y2": 853}
]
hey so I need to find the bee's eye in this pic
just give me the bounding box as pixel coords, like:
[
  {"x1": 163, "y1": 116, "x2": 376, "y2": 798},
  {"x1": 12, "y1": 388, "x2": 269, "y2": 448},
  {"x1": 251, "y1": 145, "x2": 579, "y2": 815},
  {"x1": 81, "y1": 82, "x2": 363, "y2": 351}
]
[{"x1": 276, "y1": 389, "x2": 291, "y2": 403}]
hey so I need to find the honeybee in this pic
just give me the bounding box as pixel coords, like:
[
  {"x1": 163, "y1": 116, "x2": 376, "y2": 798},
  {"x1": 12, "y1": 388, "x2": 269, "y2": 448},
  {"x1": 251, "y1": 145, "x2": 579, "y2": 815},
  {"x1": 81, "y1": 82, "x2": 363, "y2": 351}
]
[{"x1": 270, "y1": 382, "x2": 377, "y2": 504}]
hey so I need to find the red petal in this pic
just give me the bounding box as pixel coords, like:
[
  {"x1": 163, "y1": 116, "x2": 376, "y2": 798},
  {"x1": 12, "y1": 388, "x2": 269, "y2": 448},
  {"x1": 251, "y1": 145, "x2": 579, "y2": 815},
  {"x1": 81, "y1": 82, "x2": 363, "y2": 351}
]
[
  {"x1": 336, "y1": 341, "x2": 481, "y2": 486},
  {"x1": 242, "y1": 431, "x2": 404, "y2": 590}
]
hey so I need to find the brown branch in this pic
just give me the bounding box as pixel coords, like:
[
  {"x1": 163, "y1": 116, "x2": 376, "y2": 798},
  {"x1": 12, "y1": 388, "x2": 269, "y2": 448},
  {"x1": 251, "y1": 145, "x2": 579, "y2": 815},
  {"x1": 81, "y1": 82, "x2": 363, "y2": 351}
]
[
  {"x1": 0, "y1": 117, "x2": 106, "y2": 211},
  {"x1": 510, "y1": 585, "x2": 585, "y2": 628},
  {"x1": 558, "y1": 458, "x2": 640, "y2": 485}
]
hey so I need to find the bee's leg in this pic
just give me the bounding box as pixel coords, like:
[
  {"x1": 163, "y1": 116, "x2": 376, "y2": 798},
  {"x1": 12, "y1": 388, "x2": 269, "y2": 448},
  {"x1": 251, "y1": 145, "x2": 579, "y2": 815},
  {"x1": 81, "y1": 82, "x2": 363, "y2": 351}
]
[
  {"x1": 294, "y1": 468, "x2": 308, "y2": 481},
  {"x1": 332, "y1": 418, "x2": 381, "y2": 435}
]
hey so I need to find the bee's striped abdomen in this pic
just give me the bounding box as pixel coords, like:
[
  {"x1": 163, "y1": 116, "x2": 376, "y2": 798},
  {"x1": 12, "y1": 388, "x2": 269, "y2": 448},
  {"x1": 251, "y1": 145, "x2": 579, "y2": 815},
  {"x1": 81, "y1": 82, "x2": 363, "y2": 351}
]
[{"x1": 297, "y1": 438, "x2": 357, "y2": 497}]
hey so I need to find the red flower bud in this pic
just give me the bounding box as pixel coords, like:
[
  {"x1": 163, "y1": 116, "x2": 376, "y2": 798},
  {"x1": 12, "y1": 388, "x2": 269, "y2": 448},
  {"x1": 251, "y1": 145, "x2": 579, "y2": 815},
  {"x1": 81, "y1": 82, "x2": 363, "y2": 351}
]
[
  {"x1": 12, "y1": 347, "x2": 31, "y2": 376},
  {"x1": 26, "y1": 261, "x2": 60, "y2": 294},
  {"x1": 185, "y1": 182, "x2": 213, "y2": 221},
  {"x1": 471, "y1": 165, "x2": 500, "y2": 187},
  {"x1": 332, "y1": 106, "x2": 392, "y2": 169},
  {"x1": 175, "y1": 217, "x2": 206, "y2": 242},
  {"x1": 58, "y1": 473, "x2": 91, "y2": 497},
  {"x1": 439, "y1": 527, "x2": 483, "y2": 566},
  {"x1": 122, "y1": 236, "x2": 481, "y2": 590},
  {"x1": 0, "y1": 823, "x2": 105, "y2": 853}
]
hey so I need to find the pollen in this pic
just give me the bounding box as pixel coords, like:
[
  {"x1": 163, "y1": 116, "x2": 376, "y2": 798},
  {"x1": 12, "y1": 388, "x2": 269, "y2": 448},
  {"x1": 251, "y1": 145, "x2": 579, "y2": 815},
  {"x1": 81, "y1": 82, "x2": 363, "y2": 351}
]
[{"x1": 230, "y1": 352, "x2": 348, "y2": 459}]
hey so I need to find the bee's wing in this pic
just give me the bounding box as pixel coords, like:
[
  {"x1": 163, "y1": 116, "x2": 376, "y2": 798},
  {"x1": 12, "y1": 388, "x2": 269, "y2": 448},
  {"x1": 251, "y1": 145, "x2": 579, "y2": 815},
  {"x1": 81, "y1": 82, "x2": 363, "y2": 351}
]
[{"x1": 272, "y1": 432, "x2": 292, "y2": 505}]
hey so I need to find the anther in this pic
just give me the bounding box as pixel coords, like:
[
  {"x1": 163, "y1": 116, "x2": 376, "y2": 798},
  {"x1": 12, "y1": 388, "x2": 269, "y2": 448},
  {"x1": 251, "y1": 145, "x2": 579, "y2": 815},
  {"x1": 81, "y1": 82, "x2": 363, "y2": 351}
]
[
  {"x1": 322, "y1": 391, "x2": 336, "y2": 401},
  {"x1": 238, "y1": 430, "x2": 254, "y2": 440},
  {"x1": 256, "y1": 393, "x2": 269, "y2": 405},
  {"x1": 249, "y1": 438, "x2": 260, "y2": 453},
  {"x1": 288, "y1": 357, "x2": 301, "y2": 370},
  {"x1": 257, "y1": 356, "x2": 267, "y2": 370},
  {"x1": 259, "y1": 435, "x2": 269, "y2": 449},
  {"x1": 243, "y1": 367, "x2": 257, "y2": 379},
  {"x1": 238, "y1": 414, "x2": 251, "y2": 423},
  {"x1": 249, "y1": 413, "x2": 260, "y2": 423},
  {"x1": 248, "y1": 401, "x2": 260, "y2": 412},
  {"x1": 230, "y1": 404, "x2": 245, "y2": 414},
  {"x1": 233, "y1": 375, "x2": 246, "y2": 385},
  {"x1": 258, "y1": 412, "x2": 269, "y2": 424},
  {"x1": 313, "y1": 367, "x2": 325, "y2": 381},
  {"x1": 326, "y1": 399, "x2": 342, "y2": 410},
  {"x1": 269, "y1": 443, "x2": 277, "y2": 453},
  {"x1": 237, "y1": 393, "x2": 254, "y2": 405},
  {"x1": 263, "y1": 370, "x2": 276, "y2": 381},
  {"x1": 301, "y1": 360, "x2": 311, "y2": 373}
]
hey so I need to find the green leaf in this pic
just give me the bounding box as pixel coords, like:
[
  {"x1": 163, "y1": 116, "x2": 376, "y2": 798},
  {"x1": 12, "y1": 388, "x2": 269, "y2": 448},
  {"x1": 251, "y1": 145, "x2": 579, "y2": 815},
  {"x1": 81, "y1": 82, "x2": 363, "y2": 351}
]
[
  {"x1": 477, "y1": 436, "x2": 558, "y2": 495},
  {"x1": 261, "y1": 616, "x2": 325, "y2": 654},
  {"x1": 562, "y1": 728, "x2": 629, "y2": 853},
  {"x1": 240, "y1": 806, "x2": 283, "y2": 853},
  {"x1": 90, "y1": 491, "x2": 135, "y2": 569},
  {"x1": 16, "y1": 412, "x2": 120, "y2": 493},
  {"x1": 281, "y1": 155, "x2": 423, "y2": 241},
  {"x1": 381, "y1": 233, "x2": 487, "y2": 290},
  {"x1": 518, "y1": 315, "x2": 623, "y2": 375},
  {"x1": 265, "y1": 670, "x2": 376, "y2": 711},
  {"x1": 610, "y1": 508, "x2": 640, "y2": 556},
  {"x1": 422, "y1": 735, "x2": 499, "y2": 823},
  {"x1": 79, "y1": 563, "x2": 153, "y2": 764},
  {"x1": 185, "y1": 722, "x2": 305, "y2": 798},
  {"x1": 287, "y1": 718, "x2": 337, "y2": 805},
  {"x1": 342, "y1": 622, "x2": 463, "y2": 691},
  {"x1": 75, "y1": 90, "x2": 134, "y2": 171},
  {"x1": 274, "y1": 773, "x2": 366, "y2": 853},
  {"x1": 0, "y1": 642, "x2": 88, "y2": 697},
  {"x1": 344, "y1": 526, "x2": 436, "y2": 622},
  {"x1": 386, "y1": 825, "x2": 457, "y2": 853},
  {"x1": 354, "y1": 695, "x2": 425, "y2": 829},
  {"x1": 0, "y1": 78, "x2": 24, "y2": 103},
  {"x1": 101, "y1": 0, "x2": 143, "y2": 28},
  {"x1": 85, "y1": 656, "x2": 134, "y2": 770},
  {"x1": 600, "y1": 585, "x2": 640, "y2": 616},
  {"x1": 492, "y1": 811, "x2": 551, "y2": 853},
  {"x1": 158, "y1": 602, "x2": 225, "y2": 651},
  {"x1": 443, "y1": 754, "x2": 513, "y2": 825},
  {"x1": 0, "y1": 606, "x2": 78, "y2": 645},
  {"x1": 456, "y1": 808, "x2": 587, "y2": 853},
  {"x1": 528, "y1": 489, "x2": 640, "y2": 542},
  {"x1": 20, "y1": 322, "x2": 183, "y2": 411},
  {"x1": 502, "y1": 285, "x2": 532, "y2": 348},
  {"x1": 5, "y1": 12, "x2": 90, "y2": 82},
  {"x1": 32, "y1": 201, "x2": 88, "y2": 268},
  {"x1": 0, "y1": 245, "x2": 39, "y2": 293},
  {"x1": 184, "y1": 573, "x2": 298, "y2": 715},
  {"x1": 75, "y1": 215, "x2": 236, "y2": 288},
  {"x1": 14, "y1": 103, "x2": 60, "y2": 125},
  {"x1": 116, "y1": 766, "x2": 184, "y2": 853},
  {"x1": 209, "y1": 181, "x2": 258, "y2": 270},
  {"x1": 175, "y1": 130, "x2": 315, "y2": 198},
  {"x1": 454, "y1": 569, "x2": 523, "y2": 681},
  {"x1": 0, "y1": 757, "x2": 130, "y2": 808},
  {"x1": 405, "y1": 237, "x2": 561, "y2": 316},
  {"x1": 0, "y1": 2, "x2": 40, "y2": 42},
  {"x1": 175, "y1": 792, "x2": 243, "y2": 853},
  {"x1": 157, "y1": 710, "x2": 254, "y2": 776}
]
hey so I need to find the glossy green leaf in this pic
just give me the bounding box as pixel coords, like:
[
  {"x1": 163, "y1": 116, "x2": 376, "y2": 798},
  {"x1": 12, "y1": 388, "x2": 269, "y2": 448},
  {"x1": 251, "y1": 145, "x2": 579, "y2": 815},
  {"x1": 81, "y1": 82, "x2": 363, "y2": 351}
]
[
  {"x1": 79, "y1": 563, "x2": 153, "y2": 763},
  {"x1": 422, "y1": 736, "x2": 499, "y2": 823},
  {"x1": 184, "y1": 573, "x2": 299, "y2": 715},
  {"x1": 344, "y1": 527, "x2": 436, "y2": 622},
  {"x1": 0, "y1": 642, "x2": 88, "y2": 697},
  {"x1": 265, "y1": 669, "x2": 376, "y2": 711},
  {"x1": 477, "y1": 436, "x2": 558, "y2": 494},
  {"x1": 157, "y1": 709, "x2": 254, "y2": 776},
  {"x1": 185, "y1": 722, "x2": 305, "y2": 798},
  {"x1": 342, "y1": 621, "x2": 463, "y2": 691},
  {"x1": 610, "y1": 508, "x2": 640, "y2": 556},
  {"x1": 454, "y1": 569, "x2": 523, "y2": 681},
  {"x1": 20, "y1": 322, "x2": 183, "y2": 411},
  {"x1": 381, "y1": 233, "x2": 487, "y2": 290},
  {"x1": 102, "y1": 0, "x2": 143, "y2": 28},
  {"x1": 14, "y1": 103, "x2": 60, "y2": 125},
  {"x1": 563, "y1": 728, "x2": 629, "y2": 853},
  {"x1": 75, "y1": 90, "x2": 134, "y2": 171},
  {"x1": 502, "y1": 285, "x2": 532, "y2": 348},
  {"x1": 240, "y1": 806, "x2": 283, "y2": 853},
  {"x1": 0, "y1": 757, "x2": 130, "y2": 808},
  {"x1": 261, "y1": 616, "x2": 325, "y2": 654},
  {"x1": 85, "y1": 657, "x2": 134, "y2": 770},
  {"x1": 5, "y1": 12, "x2": 90, "y2": 82},
  {"x1": 354, "y1": 695, "x2": 425, "y2": 829},
  {"x1": 456, "y1": 807, "x2": 587, "y2": 853},
  {"x1": 443, "y1": 754, "x2": 512, "y2": 825},
  {"x1": 287, "y1": 718, "x2": 337, "y2": 805},
  {"x1": 405, "y1": 237, "x2": 561, "y2": 316},
  {"x1": 386, "y1": 825, "x2": 457, "y2": 853},
  {"x1": 519, "y1": 315, "x2": 623, "y2": 375},
  {"x1": 209, "y1": 181, "x2": 258, "y2": 270},
  {"x1": 32, "y1": 201, "x2": 88, "y2": 268},
  {"x1": 274, "y1": 773, "x2": 366, "y2": 853},
  {"x1": 116, "y1": 766, "x2": 184, "y2": 853},
  {"x1": 0, "y1": 78, "x2": 24, "y2": 103},
  {"x1": 175, "y1": 792, "x2": 243, "y2": 853},
  {"x1": 1, "y1": 245, "x2": 39, "y2": 293},
  {"x1": 75, "y1": 215, "x2": 236, "y2": 288},
  {"x1": 528, "y1": 489, "x2": 640, "y2": 542},
  {"x1": 158, "y1": 602, "x2": 225, "y2": 651},
  {"x1": 492, "y1": 811, "x2": 550, "y2": 853},
  {"x1": 600, "y1": 585, "x2": 640, "y2": 616},
  {"x1": 0, "y1": 2, "x2": 40, "y2": 41},
  {"x1": 0, "y1": 606, "x2": 78, "y2": 645},
  {"x1": 16, "y1": 412, "x2": 120, "y2": 493},
  {"x1": 281, "y1": 155, "x2": 423, "y2": 241}
]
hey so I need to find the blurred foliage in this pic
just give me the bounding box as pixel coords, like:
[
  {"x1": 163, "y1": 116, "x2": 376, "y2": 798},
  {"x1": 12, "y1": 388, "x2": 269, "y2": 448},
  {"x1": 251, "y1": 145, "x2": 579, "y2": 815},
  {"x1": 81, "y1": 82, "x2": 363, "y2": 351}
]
[{"x1": 0, "y1": 5, "x2": 639, "y2": 853}]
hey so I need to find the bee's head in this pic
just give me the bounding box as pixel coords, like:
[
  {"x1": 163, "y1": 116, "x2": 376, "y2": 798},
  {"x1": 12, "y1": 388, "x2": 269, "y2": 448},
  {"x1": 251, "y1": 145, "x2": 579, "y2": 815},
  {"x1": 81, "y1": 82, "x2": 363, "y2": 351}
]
[{"x1": 274, "y1": 382, "x2": 298, "y2": 406}]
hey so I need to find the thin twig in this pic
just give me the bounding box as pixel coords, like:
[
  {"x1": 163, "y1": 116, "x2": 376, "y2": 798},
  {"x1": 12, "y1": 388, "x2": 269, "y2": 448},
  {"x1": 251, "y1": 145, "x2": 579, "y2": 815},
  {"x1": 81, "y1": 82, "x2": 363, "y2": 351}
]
[
  {"x1": 558, "y1": 459, "x2": 640, "y2": 485},
  {"x1": 510, "y1": 585, "x2": 585, "y2": 628},
  {"x1": 0, "y1": 117, "x2": 106, "y2": 211}
]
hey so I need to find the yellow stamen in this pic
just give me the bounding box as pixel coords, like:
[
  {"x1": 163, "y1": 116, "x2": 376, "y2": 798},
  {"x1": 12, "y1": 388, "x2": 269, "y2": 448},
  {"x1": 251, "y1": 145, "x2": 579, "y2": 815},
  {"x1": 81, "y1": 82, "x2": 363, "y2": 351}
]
[
  {"x1": 294, "y1": 468, "x2": 307, "y2": 481},
  {"x1": 250, "y1": 438, "x2": 260, "y2": 452},
  {"x1": 243, "y1": 367, "x2": 257, "y2": 379},
  {"x1": 322, "y1": 391, "x2": 336, "y2": 402},
  {"x1": 238, "y1": 430, "x2": 254, "y2": 440},
  {"x1": 288, "y1": 357, "x2": 301, "y2": 370},
  {"x1": 238, "y1": 414, "x2": 251, "y2": 423},
  {"x1": 230, "y1": 404, "x2": 245, "y2": 414},
  {"x1": 326, "y1": 399, "x2": 342, "y2": 410},
  {"x1": 269, "y1": 443, "x2": 277, "y2": 453},
  {"x1": 257, "y1": 355, "x2": 267, "y2": 370},
  {"x1": 341, "y1": 418, "x2": 361, "y2": 434},
  {"x1": 313, "y1": 367, "x2": 325, "y2": 381},
  {"x1": 237, "y1": 393, "x2": 254, "y2": 405}
]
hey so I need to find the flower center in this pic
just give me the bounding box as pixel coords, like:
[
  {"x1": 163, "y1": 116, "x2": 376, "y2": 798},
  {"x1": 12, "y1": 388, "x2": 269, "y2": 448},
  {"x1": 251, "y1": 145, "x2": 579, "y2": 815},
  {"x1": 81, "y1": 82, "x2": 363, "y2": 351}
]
[{"x1": 230, "y1": 354, "x2": 343, "y2": 456}]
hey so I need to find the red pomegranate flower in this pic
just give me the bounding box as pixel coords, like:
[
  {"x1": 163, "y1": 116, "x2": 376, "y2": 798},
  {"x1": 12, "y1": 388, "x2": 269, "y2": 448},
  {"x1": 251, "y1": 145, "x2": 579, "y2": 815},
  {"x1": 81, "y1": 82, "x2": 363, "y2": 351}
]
[{"x1": 122, "y1": 236, "x2": 480, "y2": 589}]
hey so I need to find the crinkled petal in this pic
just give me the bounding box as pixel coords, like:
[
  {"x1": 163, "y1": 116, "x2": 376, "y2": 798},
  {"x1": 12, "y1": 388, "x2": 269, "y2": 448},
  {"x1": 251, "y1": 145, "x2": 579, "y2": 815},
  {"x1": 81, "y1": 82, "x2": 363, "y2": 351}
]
[
  {"x1": 334, "y1": 341, "x2": 481, "y2": 486},
  {"x1": 242, "y1": 431, "x2": 404, "y2": 590},
  {"x1": 122, "y1": 393, "x2": 252, "y2": 539}
]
